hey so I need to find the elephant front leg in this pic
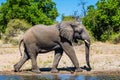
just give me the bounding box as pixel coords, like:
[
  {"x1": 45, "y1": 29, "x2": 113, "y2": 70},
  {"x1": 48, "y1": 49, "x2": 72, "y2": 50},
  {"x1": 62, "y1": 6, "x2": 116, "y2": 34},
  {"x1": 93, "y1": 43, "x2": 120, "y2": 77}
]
[
  {"x1": 60, "y1": 42, "x2": 83, "y2": 72},
  {"x1": 51, "y1": 49, "x2": 63, "y2": 73}
]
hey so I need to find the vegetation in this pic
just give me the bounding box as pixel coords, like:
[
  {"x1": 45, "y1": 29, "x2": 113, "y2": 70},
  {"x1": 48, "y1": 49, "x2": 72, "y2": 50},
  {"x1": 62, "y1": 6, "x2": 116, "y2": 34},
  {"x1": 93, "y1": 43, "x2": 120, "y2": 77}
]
[
  {"x1": 0, "y1": 0, "x2": 58, "y2": 44},
  {"x1": 2, "y1": 19, "x2": 31, "y2": 45},
  {"x1": 0, "y1": 0, "x2": 58, "y2": 33},
  {"x1": 0, "y1": 0, "x2": 120, "y2": 44},
  {"x1": 5, "y1": 19, "x2": 31, "y2": 37},
  {"x1": 82, "y1": 0, "x2": 120, "y2": 43},
  {"x1": 62, "y1": 14, "x2": 75, "y2": 22}
]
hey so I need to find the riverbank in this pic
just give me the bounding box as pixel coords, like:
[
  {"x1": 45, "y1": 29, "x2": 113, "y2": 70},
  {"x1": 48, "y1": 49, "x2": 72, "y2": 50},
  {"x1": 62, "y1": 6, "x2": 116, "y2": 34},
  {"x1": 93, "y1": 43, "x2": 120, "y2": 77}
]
[{"x1": 0, "y1": 42, "x2": 120, "y2": 75}]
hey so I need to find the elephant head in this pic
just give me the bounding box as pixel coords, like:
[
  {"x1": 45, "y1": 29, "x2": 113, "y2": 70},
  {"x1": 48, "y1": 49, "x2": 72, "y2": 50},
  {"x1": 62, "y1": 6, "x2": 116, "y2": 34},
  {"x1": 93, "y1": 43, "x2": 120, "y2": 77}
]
[{"x1": 58, "y1": 21, "x2": 91, "y2": 70}]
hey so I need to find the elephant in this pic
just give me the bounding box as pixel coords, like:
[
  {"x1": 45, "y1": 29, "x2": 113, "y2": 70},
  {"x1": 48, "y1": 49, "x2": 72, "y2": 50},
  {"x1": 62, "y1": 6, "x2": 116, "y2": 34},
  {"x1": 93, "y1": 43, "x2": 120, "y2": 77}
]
[{"x1": 14, "y1": 21, "x2": 91, "y2": 73}]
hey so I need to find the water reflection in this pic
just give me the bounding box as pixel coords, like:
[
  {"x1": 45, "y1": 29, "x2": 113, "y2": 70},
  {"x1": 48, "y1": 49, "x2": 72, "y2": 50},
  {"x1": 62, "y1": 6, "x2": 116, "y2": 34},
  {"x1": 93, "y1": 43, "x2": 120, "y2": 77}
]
[{"x1": 0, "y1": 74, "x2": 120, "y2": 80}]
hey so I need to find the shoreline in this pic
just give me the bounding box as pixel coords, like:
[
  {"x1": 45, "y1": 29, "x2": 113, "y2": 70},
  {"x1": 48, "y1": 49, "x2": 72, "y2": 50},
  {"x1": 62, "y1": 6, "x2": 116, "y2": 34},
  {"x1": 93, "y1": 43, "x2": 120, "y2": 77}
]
[{"x1": 0, "y1": 70, "x2": 120, "y2": 76}]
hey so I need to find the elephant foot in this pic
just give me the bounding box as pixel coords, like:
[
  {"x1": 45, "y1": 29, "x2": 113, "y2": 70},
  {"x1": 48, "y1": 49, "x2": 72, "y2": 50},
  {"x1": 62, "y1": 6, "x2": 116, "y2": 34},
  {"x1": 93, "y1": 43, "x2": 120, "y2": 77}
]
[
  {"x1": 75, "y1": 68, "x2": 83, "y2": 72},
  {"x1": 51, "y1": 68, "x2": 59, "y2": 73},
  {"x1": 14, "y1": 64, "x2": 20, "y2": 72},
  {"x1": 31, "y1": 69, "x2": 41, "y2": 73},
  {"x1": 83, "y1": 66, "x2": 92, "y2": 71}
]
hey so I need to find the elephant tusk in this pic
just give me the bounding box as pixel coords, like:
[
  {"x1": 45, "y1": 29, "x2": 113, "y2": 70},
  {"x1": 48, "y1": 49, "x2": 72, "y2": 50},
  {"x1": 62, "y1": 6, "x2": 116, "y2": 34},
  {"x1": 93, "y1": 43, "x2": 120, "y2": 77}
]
[{"x1": 84, "y1": 40, "x2": 89, "y2": 44}]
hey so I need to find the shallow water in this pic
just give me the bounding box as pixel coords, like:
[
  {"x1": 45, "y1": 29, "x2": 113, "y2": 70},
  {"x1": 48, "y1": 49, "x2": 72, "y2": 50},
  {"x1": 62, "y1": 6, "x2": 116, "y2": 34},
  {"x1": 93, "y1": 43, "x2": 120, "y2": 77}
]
[{"x1": 0, "y1": 74, "x2": 120, "y2": 80}]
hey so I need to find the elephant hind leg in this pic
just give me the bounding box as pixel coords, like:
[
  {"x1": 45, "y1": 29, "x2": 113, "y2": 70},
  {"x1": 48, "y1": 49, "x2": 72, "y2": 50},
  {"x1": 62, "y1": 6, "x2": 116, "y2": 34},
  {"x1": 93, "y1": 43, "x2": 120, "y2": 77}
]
[
  {"x1": 14, "y1": 49, "x2": 30, "y2": 72},
  {"x1": 27, "y1": 44, "x2": 40, "y2": 73},
  {"x1": 30, "y1": 53, "x2": 40, "y2": 73}
]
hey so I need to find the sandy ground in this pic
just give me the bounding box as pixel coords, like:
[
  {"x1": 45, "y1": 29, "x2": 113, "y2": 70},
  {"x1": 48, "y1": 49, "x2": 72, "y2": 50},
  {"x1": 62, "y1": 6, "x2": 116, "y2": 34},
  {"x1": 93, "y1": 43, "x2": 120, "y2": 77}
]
[{"x1": 0, "y1": 42, "x2": 120, "y2": 75}]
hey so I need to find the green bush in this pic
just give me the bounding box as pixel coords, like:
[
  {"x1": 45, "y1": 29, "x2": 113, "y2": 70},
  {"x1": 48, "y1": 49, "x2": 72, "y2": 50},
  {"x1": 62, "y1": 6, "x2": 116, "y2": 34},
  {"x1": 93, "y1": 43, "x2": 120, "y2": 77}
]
[
  {"x1": 82, "y1": 0, "x2": 120, "y2": 41},
  {"x1": 100, "y1": 30, "x2": 112, "y2": 42},
  {"x1": 5, "y1": 19, "x2": 31, "y2": 37},
  {"x1": 0, "y1": 0, "x2": 58, "y2": 34},
  {"x1": 87, "y1": 28, "x2": 96, "y2": 42},
  {"x1": 111, "y1": 33, "x2": 120, "y2": 44},
  {"x1": 10, "y1": 38, "x2": 19, "y2": 46},
  {"x1": 1, "y1": 37, "x2": 19, "y2": 46},
  {"x1": 4, "y1": 19, "x2": 31, "y2": 45}
]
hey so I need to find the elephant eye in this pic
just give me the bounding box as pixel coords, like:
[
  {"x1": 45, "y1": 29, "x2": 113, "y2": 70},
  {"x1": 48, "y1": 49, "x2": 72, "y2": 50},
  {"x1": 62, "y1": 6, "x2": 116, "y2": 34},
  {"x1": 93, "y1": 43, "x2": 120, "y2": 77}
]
[
  {"x1": 79, "y1": 28, "x2": 83, "y2": 34},
  {"x1": 74, "y1": 25, "x2": 78, "y2": 27}
]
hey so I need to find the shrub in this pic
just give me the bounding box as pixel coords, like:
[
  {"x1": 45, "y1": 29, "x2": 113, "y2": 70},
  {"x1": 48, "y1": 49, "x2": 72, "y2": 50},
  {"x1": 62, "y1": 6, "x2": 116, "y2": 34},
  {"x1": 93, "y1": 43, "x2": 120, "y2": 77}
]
[
  {"x1": 4, "y1": 19, "x2": 31, "y2": 45},
  {"x1": 111, "y1": 33, "x2": 120, "y2": 44},
  {"x1": 5, "y1": 19, "x2": 31, "y2": 37},
  {"x1": 101, "y1": 30, "x2": 112, "y2": 42}
]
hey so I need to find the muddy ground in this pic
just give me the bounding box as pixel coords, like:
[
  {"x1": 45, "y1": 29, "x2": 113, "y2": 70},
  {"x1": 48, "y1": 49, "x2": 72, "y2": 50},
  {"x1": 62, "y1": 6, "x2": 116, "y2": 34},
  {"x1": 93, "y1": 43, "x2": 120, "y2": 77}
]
[{"x1": 0, "y1": 42, "x2": 120, "y2": 75}]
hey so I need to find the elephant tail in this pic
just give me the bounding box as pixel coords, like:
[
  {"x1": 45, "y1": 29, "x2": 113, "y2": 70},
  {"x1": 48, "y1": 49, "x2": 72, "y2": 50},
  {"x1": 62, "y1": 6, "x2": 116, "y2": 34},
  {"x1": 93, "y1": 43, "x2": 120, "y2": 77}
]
[{"x1": 19, "y1": 39, "x2": 23, "y2": 56}]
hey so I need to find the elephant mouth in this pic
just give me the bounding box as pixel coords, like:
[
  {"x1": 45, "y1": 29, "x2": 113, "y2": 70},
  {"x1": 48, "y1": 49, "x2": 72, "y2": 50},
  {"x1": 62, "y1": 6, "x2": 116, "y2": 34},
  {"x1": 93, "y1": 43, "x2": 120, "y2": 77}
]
[
  {"x1": 74, "y1": 38, "x2": 79, "y2": 43},
  {"x1": 74, "y1": 39, "x2": 90, "y2": 45}
]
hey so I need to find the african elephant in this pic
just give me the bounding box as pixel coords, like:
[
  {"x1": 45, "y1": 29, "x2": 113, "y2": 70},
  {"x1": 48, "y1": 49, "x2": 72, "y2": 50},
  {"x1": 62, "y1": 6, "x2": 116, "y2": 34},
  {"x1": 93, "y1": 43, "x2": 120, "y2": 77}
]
[{"x1": 14, "y1": 21, "x2": 91, "y2": 73}]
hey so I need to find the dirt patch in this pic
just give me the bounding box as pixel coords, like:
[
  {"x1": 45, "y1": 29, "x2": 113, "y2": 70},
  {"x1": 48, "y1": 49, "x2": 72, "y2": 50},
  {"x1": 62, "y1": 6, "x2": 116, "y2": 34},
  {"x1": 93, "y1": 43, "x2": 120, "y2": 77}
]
[{"x1": 0, "y1": 42, "x2": 120, "y2": 75}]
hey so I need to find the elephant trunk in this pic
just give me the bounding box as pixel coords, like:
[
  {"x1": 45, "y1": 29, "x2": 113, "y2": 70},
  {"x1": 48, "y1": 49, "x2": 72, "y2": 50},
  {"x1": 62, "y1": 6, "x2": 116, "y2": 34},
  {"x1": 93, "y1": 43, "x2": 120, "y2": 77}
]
[{"x1": 84, "y1": 39, "x2": 91, "y2": 71}]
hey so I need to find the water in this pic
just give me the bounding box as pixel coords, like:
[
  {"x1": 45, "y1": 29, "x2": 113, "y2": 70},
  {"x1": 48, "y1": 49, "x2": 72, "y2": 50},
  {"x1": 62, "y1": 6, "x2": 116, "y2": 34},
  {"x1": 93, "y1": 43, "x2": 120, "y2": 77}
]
[{"x1": 0, "y1": 74, "x2": 120, "y2": 80}]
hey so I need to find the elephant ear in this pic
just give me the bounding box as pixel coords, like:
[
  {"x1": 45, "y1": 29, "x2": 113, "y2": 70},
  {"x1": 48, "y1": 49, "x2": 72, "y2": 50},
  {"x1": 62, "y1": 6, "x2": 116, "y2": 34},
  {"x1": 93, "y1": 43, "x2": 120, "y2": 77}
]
[{"x1": 58, "y1": 22, "x2": 74, "y2": 42}]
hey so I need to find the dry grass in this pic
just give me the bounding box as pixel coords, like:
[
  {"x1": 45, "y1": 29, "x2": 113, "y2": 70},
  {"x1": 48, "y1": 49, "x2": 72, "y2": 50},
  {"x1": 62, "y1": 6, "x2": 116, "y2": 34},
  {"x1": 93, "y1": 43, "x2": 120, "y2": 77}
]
[{"x1": 0, "y1": 42, "x2": 120, "y2": 72}]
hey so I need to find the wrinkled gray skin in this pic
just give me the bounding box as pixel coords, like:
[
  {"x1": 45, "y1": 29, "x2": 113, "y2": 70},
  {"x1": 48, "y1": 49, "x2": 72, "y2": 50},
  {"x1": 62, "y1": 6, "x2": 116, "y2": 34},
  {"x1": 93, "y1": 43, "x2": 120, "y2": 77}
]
[{"x1": 14, "y1": 21, "x2": 91, "y2": 73}]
